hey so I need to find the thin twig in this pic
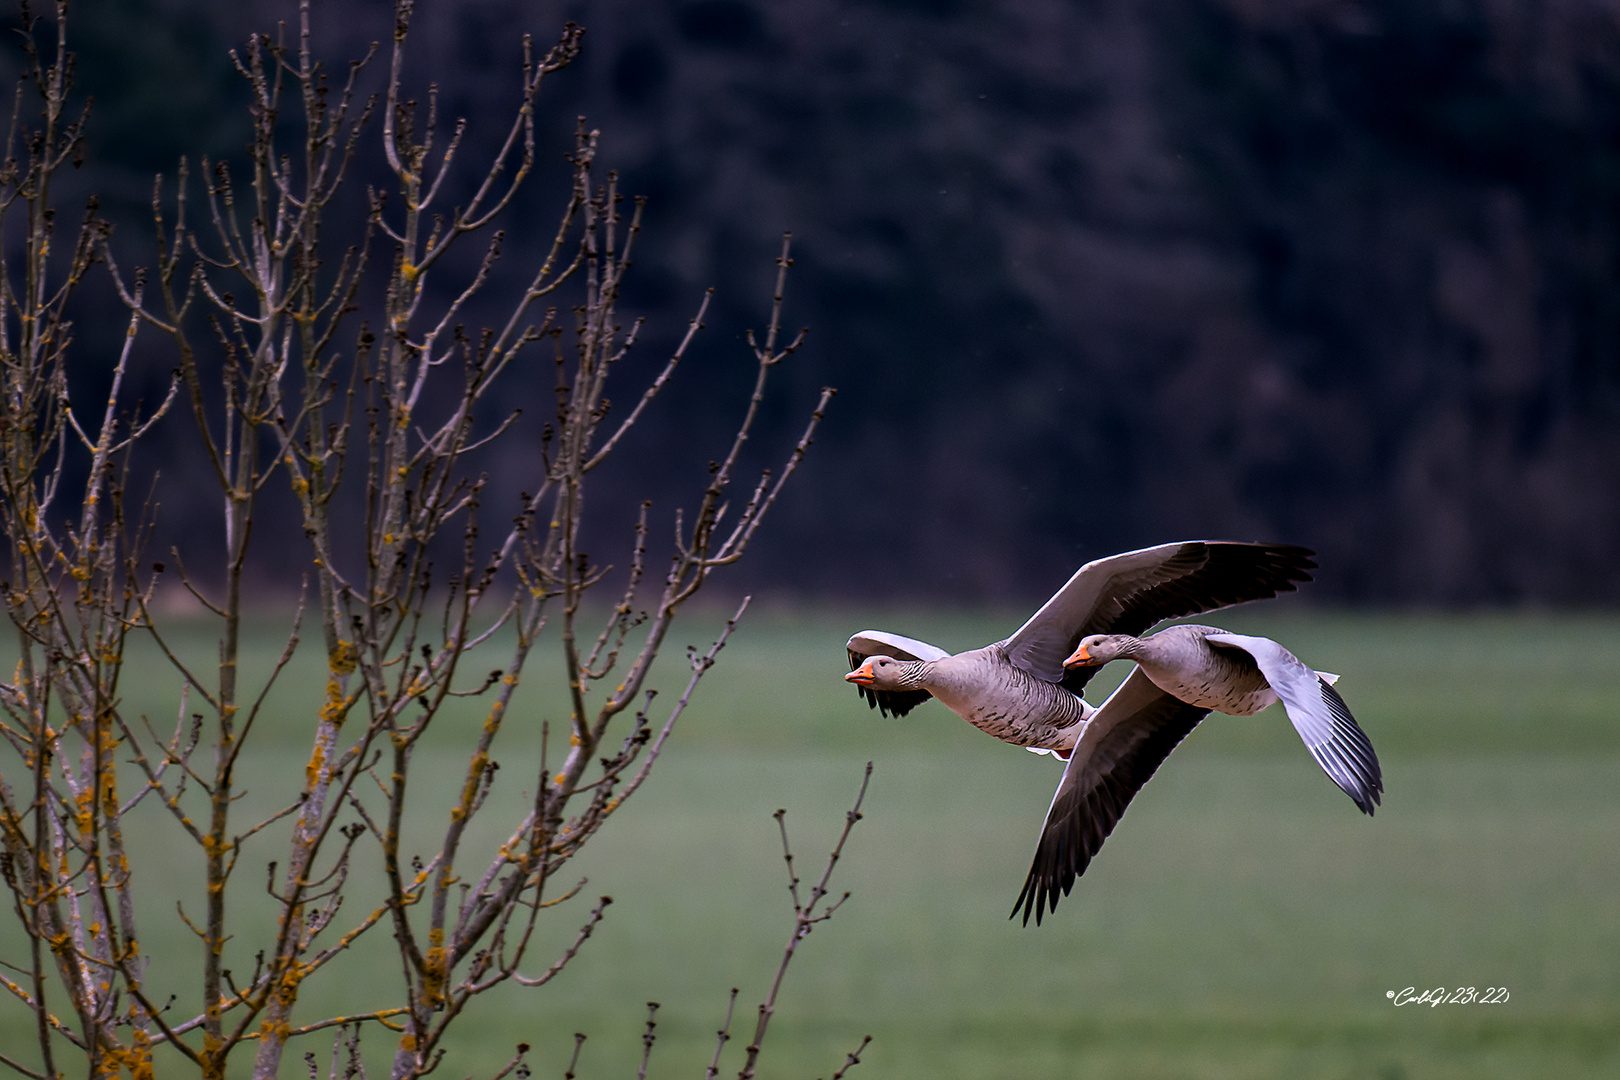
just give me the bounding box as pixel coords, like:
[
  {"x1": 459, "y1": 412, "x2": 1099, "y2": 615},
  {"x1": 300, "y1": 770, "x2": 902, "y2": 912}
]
[
  {"x1": 635, "y1": 1001, "x2": 659, "y2": 1080},
  {"x1": 737, "y1": 764, "x2": 873, "y2": 1080},
  {"x1": 825, "y1": 1035, "x2": 873, "y2": 1080},
  {"x1": 562, "y1": 1032, "x2": 586, "y2": 1080},
  {"x1": 704, "y1": 988, "x2": 739, "y2": 1080}
]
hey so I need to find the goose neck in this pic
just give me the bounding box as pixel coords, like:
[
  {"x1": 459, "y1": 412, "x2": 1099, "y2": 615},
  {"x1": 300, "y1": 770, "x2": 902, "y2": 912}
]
[
  {"x1": 901, "y1": 658, "x2": 935, "y2": 688},
  {"x1": 1117, "y1": 635, "x2": 1148, "y2": 659}
]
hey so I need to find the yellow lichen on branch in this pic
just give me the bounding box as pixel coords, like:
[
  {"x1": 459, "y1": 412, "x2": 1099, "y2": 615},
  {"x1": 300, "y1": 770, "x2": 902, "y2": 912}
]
[
  {"x1": 305, "y1": 741, "x2": 327, "y2": 789},
  {"x1": 422, "y1": 928, "x2": 447, "y2": 1008},
  {"x1": 318, "y1": 676, "x2": 353, "y2": 728},
  {"x1": 328, "y1": 640, "x2": 358, "y2": 675},
  {"x1": 97, "y1": 1032, "x2": 156, "y2": 1080}
]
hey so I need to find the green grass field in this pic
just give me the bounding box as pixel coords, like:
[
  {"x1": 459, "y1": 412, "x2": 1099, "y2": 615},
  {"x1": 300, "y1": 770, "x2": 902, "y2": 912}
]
[{"x1": 3, "y1": 609, "x2": 1618, "y2": 1078}]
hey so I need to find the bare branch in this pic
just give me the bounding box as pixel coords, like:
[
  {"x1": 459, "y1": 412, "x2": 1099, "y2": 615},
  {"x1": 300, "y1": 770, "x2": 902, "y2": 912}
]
[
  {"x1": 826, "y1": 1035, "x2": 874, "y2": 1080},
  {"x1": 737, "y1": 764, "x2": 874, "y2": 1080},
  {"x1": 0, "y1": 5, "x2": 841, "y2": 1077},
  {"x1": 511, "y1": 895, "x2": 610, "y2": 987}
]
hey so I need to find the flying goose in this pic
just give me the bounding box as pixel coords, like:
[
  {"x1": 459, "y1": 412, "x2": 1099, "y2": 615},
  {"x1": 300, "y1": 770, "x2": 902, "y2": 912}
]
[
  {"x1": 1010, "y1": 624, "x2": 1383, "y2": 925},
  {"x1": 1066, "y1": 625, "x2": 1382, "y2": 811},
  {"x1": 844, "y1": 541, "x2": 1317, "y2": 753},
  {"x1": 841, "y1": 541, "x2": 1317, "y2": 919}
]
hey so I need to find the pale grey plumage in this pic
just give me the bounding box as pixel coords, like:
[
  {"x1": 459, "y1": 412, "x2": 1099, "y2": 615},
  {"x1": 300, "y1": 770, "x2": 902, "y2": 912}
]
[
  {"x1": 1067, "y1": 624, "x2": 1383, "y2": 814},
  {"x1": 848, "y1": 646, "x2": 1095, "y2": 751},
  {"x1": 1014, "y1": 623, "x2": 1383, "y2": 925}
]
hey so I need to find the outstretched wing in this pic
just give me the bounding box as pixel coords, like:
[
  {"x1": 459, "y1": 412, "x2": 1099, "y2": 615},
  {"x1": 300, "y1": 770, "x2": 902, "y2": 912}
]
[
  {"x1": 1203, "y1": 632, "x2": 1382, "y2": 815},
  {"x1": 845, "y1": 630, "x2": 949, "y2": 718},
  {"x1": 1012, "y1": 668, "x2": 1211, "y2": 926},
  {"x1": 1001, "y1": 541, "x2": 1317, "y2": 694}
]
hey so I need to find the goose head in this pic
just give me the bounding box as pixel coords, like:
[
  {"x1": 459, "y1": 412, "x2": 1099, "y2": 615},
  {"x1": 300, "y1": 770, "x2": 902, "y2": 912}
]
[
  {"x1": 844, "y1": 655, "x2": 925, "y2": 690},
  {"x1": 1063, "y1": 634, "x2": 1135, "y2": 668}
]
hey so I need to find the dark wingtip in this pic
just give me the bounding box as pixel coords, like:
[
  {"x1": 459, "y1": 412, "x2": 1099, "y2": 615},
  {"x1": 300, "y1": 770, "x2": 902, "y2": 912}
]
[
  {"x1": 1012, "y1": 838, "x2": 1068, "y2": 927},
  {"x1": 1317, "y1": 676, "x2": 1383, "y2": 817},
  {"x1": 1352, "y1": 776, "x2": 1382, "y2": 816},
  {"x1": 1355, "y1": 783, "x2": 1382, "y2": 817},
  {"x1": 1254, "y1": 541, "x2": 1318, "y2": 588},
  {"x1": 854, "y1": 685, "x2": 900, "y2": 718},
  {"x1": 1010, "y1": 875, "x2": 1049, "y2": 927}
]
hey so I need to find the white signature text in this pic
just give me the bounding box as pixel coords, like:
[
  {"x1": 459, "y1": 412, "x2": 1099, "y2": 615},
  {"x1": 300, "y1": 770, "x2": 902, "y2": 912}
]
[{"x1": 1387, "y1": 986, "x2": 1509, "y2": 1007}]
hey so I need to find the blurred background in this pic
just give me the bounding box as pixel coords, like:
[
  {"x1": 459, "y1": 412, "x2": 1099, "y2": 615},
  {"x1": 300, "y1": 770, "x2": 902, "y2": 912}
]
[
  {"x1": 37, "y1": 0, "x2": 1620, "y2": 607},
  {"x1": 3, "y1": 1, "x2": 1618, "y2": 1078}
]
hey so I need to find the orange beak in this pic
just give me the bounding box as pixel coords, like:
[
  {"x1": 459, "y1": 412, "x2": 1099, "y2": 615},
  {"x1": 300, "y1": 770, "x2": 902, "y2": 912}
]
[
  {"x1": 1064, "y1": 644, "x2": 1093, "y2": 667},
  {"x1": 845, "y1": 661, "x2": 875, "y2": 686}
]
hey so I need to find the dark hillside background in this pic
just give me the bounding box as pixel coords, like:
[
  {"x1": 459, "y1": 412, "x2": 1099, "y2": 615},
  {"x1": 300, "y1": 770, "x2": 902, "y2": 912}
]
[{"x1": 26, "y1": 0, "x2": 1620, "y2": 605}]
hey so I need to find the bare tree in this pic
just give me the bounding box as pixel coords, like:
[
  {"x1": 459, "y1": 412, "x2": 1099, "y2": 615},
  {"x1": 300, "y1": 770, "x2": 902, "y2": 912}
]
[{"x1": 0, "y1": 2, "x2": 851, "y2": 1077}]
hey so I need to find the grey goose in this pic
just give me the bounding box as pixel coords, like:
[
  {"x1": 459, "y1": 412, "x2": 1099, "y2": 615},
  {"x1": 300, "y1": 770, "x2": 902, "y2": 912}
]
[
  {"x1": 1011, "y1": 623, "x2": 1383, "y2": 925},
  {"x1": 841, "y1": 541, "x2": 1318, "y2": 909}
]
